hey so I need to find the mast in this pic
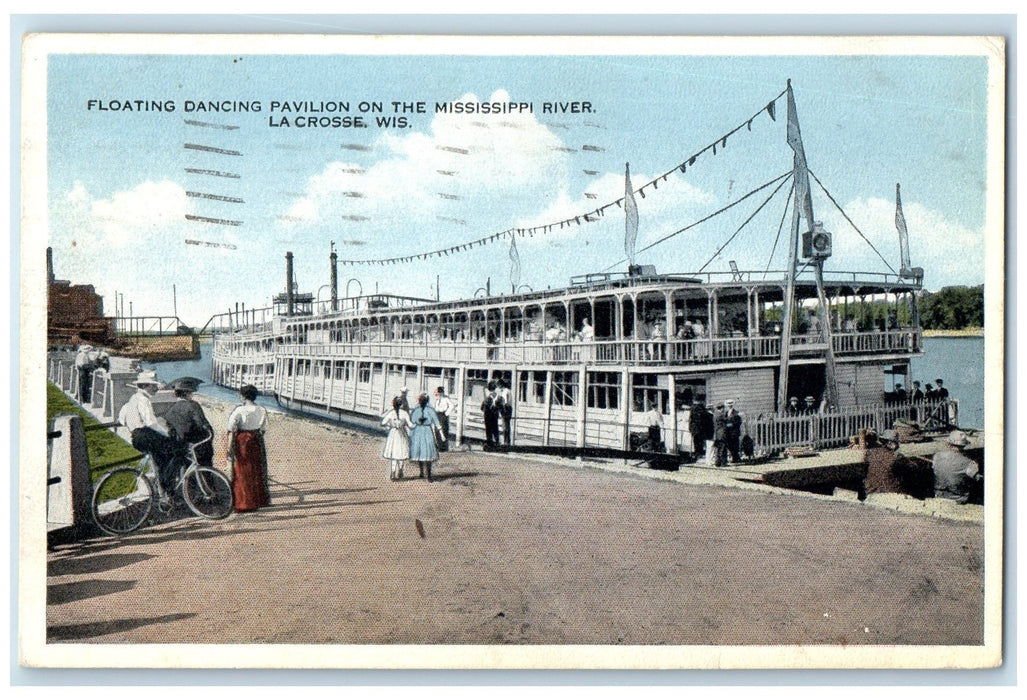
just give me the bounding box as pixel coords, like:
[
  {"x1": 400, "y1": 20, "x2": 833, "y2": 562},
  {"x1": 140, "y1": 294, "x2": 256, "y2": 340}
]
[
  {"x1": 777, "y1": 80, "x2": 839, "y2": 411},
  {"x1": 330, "y1": 241, "x2": 338, "y2": 312},
  {"x1": 777, "y1": 190, "x2": 801, "y2": 412}
]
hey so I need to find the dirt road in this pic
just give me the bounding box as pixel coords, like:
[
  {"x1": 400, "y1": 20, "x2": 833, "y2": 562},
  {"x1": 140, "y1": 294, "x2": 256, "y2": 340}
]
[{"x1": 46, "y1": 397, "x2": 984, "y2": 648}]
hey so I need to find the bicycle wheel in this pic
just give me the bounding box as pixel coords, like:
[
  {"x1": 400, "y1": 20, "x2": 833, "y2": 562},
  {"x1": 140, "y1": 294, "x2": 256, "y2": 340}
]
[
  {"x1": 182, "y1": 467, "x2": 234, "y2": 519},
  {"x1": 91, "y1": 467, "x2": 153, "y2": 536}
]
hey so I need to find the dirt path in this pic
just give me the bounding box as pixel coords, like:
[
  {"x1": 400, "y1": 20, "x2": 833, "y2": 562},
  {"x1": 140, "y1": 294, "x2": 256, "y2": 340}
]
[{"x1": 46, "y1": 397, "x2": 984, "y2": 647}]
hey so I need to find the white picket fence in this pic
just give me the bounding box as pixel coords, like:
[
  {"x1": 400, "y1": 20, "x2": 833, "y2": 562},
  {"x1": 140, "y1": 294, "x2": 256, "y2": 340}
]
[{"x1": 744, "y1": 399, "x2": 958, "y2": 453}]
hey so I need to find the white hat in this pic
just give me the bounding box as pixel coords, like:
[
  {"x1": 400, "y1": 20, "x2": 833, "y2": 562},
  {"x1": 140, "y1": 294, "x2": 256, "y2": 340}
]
[
  {"x1": 400, "y1": 386, "x2": 409, "y2": 393},
  {"x1": 947, "y1": 430, "x2": 969, "y2": 447},
  {"x1": 128, "y1": 370, "x2": 162, "y2": 388}
]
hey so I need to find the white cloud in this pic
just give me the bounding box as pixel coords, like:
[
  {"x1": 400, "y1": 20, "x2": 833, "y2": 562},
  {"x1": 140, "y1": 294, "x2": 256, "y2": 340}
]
[
  {"x1": 283, "y1": 89, "x2": 568, "y2": 234},
  {"x1": 821, "y1": 196, "x2": 983, "y2": 290},
  {"x1": 81, "y1": 179, "x2": 189, "y2": 247}
]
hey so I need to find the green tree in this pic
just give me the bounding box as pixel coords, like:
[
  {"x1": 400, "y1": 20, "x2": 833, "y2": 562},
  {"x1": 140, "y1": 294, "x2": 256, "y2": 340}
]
[{"x1": 919, "y1": 285, "x2": 984, "y2": 330}]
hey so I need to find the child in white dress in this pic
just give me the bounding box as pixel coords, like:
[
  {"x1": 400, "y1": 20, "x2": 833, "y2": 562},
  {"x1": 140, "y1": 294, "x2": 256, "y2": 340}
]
[{"x1": 381, "y1": 396, "x2": 414, "y2": 480}]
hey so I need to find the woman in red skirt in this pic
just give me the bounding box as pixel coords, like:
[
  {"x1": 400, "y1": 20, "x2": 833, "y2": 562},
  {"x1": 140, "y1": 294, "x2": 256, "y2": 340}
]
[{"x1": 226, "y1": 384, "x2": 270, "y2": 512}]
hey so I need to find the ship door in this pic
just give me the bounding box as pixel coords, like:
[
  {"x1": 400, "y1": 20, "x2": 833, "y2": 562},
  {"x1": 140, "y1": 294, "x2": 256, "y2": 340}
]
[{"x1": 781, "y1": 364, "x2": 827, "y2": 409}]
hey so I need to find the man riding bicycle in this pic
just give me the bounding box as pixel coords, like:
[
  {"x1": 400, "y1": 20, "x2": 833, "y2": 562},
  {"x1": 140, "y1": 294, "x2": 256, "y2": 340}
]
[{"x1": 118, "y1": 371, "x2": 178, "y2": 498}]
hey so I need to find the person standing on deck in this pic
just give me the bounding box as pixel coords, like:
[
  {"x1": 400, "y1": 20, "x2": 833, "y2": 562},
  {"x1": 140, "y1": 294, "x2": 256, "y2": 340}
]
[
  {"x1": 226, "y1": 384, "x2": 271, "y2": 512},
  {"x1": 911, "y1": 381, "x2": 925, "y2": 403},
  {"x1": 481, "y1": 381, "x2": 501, "y2": 449},
  {"x1": 409, "y1": 393, "x2": 442, "y2": 482},
  {"x1": 688, "y1": 398, "x2": 708, "y2": 461},
  {"x1": 725, "y1": 399, "x2": 742, "y2": 463},
  {"x1": 432, "y1": 386, "x2": 453, "y2": 451},
  {"x1": 579, "y1": 318, "x2": 595, "y2": 341},
  {"x1": 644, "y1": 399, "x2": 663, "y2": 452},
  {"x1": 786, "y1": 396, "x2": 801, "y2": 416},
  {"x1": 381, "y1": 396, "x2": 413, "y2": 480},
  {"x1": 118, "y1": 371, "x2": 177, "y2": 498},
  {"x1": 497, "y1": 379, "x2": 513, "y2": 446},
  {"x1": 713, "y1": 403, "x2": 729, "y2": 467},
  {"x1": 803, "y1": 396, "x2": 817, "y2": 415}
]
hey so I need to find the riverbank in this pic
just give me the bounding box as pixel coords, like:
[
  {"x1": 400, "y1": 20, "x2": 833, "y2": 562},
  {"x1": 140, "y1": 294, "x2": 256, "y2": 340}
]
[{"x1": 922, "y1": 327, "x2": 984, "y2": 337}]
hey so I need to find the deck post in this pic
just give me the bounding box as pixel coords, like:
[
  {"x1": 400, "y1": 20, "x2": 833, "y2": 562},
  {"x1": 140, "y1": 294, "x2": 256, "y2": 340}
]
[
  {"x1": 455, "y1": 364, "x2": 467, "y2": 445},
  {"x1": 542, "y1": 369, "x2": 553, "y2": 446},
  {"x1": 327, "y1": 359, "x2": 336, "y2": 411},
  {"x1": 575, "y1": 365, "x2": 587, "y2": 449},
  {"x1": 511, "y1": 367, "x2": 520, "y2": 444},
  {"x1": 667, "y1": 372, "x2": 678, "y2": 454},
  {"x1": 620, "y1": 367, "x2": 631, "y2": 450}
]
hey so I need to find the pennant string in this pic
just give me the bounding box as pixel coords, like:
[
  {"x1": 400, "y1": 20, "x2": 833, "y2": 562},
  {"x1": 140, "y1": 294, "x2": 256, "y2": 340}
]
[{"x1": 339, "y1": 87, "x2": 787, "y2": 266}]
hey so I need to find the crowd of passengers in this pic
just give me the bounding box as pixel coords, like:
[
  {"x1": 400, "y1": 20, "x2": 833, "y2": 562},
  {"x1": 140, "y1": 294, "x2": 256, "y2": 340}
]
[{"x1": 328, "y1": 304, "x2": 910, "y2": 346}]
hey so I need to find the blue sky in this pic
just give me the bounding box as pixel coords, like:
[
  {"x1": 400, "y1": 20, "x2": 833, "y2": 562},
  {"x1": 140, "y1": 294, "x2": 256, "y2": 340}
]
[{"x1": 44, "y1": 45, "x2": 995, "y2": 327}]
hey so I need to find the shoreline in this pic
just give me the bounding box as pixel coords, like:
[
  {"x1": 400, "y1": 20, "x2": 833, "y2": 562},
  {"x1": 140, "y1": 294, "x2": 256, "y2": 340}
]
[
  {"x1": 193, "y1": 394, "x2": 983, "y2": 525},
  {"x1": 922, "y1": 328, "x2": 984, "y2": 338}
]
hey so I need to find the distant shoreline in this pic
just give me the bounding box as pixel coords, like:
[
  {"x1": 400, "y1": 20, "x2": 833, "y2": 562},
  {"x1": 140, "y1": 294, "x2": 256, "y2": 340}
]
[{"x1": 923, "y1": 328, "x2": 985, "y2": 338}]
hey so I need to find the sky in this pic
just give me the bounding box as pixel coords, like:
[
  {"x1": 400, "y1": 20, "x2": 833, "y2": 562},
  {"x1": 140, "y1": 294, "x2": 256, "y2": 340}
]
[{"x1": 41, "y1": 40, "x2": 996, "y2": 328}]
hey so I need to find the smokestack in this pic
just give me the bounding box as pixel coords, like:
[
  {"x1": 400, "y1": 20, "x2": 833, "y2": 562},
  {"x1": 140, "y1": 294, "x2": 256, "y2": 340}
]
[
  {"x1": 330, "y1": 249, "x2": 338, "y2": 312},
  {"x1": 286, "y1": 251, "x2": 295, "y2": 316},
  {"x1": 46, "y1": 247, "x2": 54, "y2": 285}
]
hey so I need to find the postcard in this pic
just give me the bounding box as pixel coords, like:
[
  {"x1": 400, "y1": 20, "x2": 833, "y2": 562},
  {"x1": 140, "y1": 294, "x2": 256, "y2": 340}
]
[{"x1": 20, "y1": 33, "x2": 1005, "y2": 670}]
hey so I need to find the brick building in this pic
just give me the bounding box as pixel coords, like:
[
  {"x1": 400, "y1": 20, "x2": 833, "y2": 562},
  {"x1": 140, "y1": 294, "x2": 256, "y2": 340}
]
[{"x1": 47, "y1": 247, "x2": 114, "y2": 345}]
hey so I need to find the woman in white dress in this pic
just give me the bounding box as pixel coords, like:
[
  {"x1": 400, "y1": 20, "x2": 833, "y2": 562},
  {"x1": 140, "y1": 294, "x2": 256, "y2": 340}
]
[{"x1": 381, "y1": 396, "x2": 414, "y2": 480}]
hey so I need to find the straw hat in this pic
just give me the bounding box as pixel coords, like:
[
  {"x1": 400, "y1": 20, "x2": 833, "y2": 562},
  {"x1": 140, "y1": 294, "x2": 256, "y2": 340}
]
[
  {"x1": 947, "y1": 430, "x2": 969, "y2": 447},
  {"x1": 128, "y1": 370, "x2": 162, "y2": 389}
]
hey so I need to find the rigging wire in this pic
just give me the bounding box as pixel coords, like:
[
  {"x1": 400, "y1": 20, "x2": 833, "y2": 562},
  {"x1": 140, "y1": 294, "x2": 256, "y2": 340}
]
[
  {"x1": 339, "y1": 87, "x2": 792, "y2": 268},
  {"x1": 763, "y1": 181, "x2": 795, "y2": 281},
  {"x1": 808, "y1": 169, "x2": 897, "y2": 274},
  {"x1": 602, "y1": 170, "x2": 793, "y2": 272},
  {"x1": 698, "y1": 173, "x2": 794, "y2": 273}
]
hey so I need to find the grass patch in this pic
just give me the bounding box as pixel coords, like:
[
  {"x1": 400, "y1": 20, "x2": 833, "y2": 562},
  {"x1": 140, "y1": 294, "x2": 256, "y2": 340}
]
[{"x1": 47, "y1": 382, "x2": 141, "y2": 481}]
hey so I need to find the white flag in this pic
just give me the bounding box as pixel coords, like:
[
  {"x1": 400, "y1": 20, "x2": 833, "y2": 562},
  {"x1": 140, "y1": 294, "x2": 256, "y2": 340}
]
[
  {"x1": 624, "y1": 163, "x2": 639, "y2": 267},
  {"x1": 895, "y1": 183, "x2": 912, "y2": 272},
  {"x1": 509, "y1": 234, "x2": 521, "y2": 291},
  {"x1": 786, "y1": 85, "x2": 815, "y2": 229}
]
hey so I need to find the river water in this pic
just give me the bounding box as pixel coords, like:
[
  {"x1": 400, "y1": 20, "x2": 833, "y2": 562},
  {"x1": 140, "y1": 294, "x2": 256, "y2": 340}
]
[
  {"x1": 909, "y1": 336, "x2": 985, "y2": 430},
  {"x1": 144, "y1": 336, "x2": 986, "y2": 429}
]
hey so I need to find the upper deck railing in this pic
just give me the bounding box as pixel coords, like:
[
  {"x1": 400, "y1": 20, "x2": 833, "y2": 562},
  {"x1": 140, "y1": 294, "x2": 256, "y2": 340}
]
[
  {"x1": 259, "y1": 328, "x2": 921, "y2": 368},
  {"x1": 208, "y1": 268, "x2": 921, "y2": 338}
]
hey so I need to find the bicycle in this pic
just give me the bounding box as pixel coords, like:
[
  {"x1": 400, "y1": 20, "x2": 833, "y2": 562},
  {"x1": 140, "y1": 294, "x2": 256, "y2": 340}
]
[{"x1": 91, "y1": 431, "x2": 234, "y2": 536}]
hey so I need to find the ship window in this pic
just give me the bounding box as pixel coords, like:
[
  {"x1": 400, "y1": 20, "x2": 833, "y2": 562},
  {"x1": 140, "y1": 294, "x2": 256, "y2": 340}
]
[
  {"x1": 551, "y1": 371, "x2": 578, "y2": 407},
  {"x1": 518, "y1": 372, "x2": 530, "y2": 402},
  {"x1": 632, "y1": 373, "x2": 667, "y2": 413},
  {"x1": 518, "y1": 371, "x2": 546, "y2": 404},
  {"x1": 358, "y1": 362, "x2": 371, "y2": 383},
  {"x1": 587, "y1": 371, "x2": 621, "y2": 410},
  {"x1": 267, "y1": 364, "x2": 274, "y2": 374},
  {"x1": 334, "y1": 362, "x2": 344, "y2": 380}
]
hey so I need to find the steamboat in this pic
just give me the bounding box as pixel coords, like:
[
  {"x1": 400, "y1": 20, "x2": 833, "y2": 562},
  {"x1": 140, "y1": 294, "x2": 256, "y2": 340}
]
[{"x1": 210, "y1": 83, "x2": 942, "y2": 456}]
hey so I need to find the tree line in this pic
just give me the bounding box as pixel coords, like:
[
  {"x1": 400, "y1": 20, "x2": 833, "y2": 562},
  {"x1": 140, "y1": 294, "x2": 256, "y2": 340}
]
[
  {"x1": 917, "y1": 285, "x2": 984, "y2": 330},
  {"x1": 764, "y1": 284, "x2": 984, "y2": 332}
]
